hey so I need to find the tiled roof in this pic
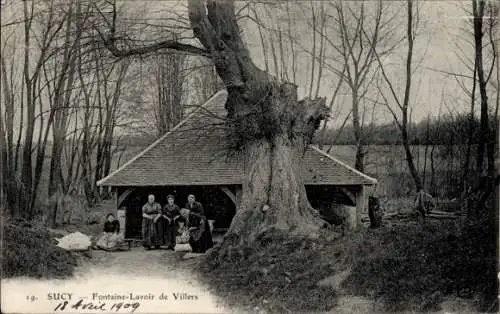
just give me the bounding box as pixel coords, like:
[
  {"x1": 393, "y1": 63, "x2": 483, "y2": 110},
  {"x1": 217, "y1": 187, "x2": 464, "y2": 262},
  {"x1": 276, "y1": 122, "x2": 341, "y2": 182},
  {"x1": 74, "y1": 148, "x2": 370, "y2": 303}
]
[{"x1": 97, "y1": 90, "x2": 377, "y2": 187}]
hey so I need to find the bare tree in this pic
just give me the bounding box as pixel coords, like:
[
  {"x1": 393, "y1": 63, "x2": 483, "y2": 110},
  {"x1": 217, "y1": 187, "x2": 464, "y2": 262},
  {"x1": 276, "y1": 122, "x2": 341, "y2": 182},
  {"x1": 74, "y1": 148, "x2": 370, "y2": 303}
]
[
  {"x1": 472, "y1": 0, "x2": 493, "y2": 177},
  {"x1": 1, "y1": 0, "x2": 135, "y2": 221},
  {"x1": 152, "y1": 53, "x2": 186, "y2": 136},
  {"x1": 190, "y1": 57, "x2": 223, "y2": 104},
  {"x1": 328, "y1": 0, "x2": 396, "y2": 171},
  {"x1": 44, "y1": 1, "x2": 92, "y2": 224},
  {"x1": 427, "y1": 1, "x2": 498, "y2": 197},
  {"x1": 452, "y1": 0, "x2": 498, "y2": 199},
  {"x1": 476, "y1": 1, "x2": 498, "y2": 211},
  {"x1": 93, "y1": 58, "x2": 130, "y2": 202},
  {"x1": 370, "y1": 0, "x2": 423, "y2": 191},
  {"x1": 318, "y1": 66, "x2": 346, "y2": 151},
  {"x1": 2, "y1": 0, "x2": 72, "y2": 218},
  {"x1": 0, "y1": 50, "x2": 20, "y2": 215},
  {"x1": 76, "y1": 39, "x2": 130, "y2": 206},
  {"x1": 429, "y1": 103, "x2": 443, "y2": 197},
  {"x1": 422, "y1": 113, "x2": 430, "y2": 187}
]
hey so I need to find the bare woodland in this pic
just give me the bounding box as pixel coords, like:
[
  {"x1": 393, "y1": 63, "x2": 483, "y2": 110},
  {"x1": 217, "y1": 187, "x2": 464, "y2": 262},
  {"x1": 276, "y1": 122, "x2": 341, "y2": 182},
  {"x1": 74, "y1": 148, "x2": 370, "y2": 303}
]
[{"x1": 1, "y1": 0, "x2": 498, "y2": 249}]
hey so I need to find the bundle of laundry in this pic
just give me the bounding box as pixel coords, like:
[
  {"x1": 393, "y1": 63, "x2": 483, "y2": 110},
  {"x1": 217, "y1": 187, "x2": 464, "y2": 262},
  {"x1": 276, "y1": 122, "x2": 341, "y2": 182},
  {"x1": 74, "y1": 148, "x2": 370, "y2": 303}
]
[{"x1": 55, "y1": 232, "x2": 91, "y2": 251}]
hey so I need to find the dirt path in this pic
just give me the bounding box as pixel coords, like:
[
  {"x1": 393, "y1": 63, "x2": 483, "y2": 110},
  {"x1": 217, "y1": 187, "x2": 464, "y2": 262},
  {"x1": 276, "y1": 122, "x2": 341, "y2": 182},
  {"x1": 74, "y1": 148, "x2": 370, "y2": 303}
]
[
  {"x1": 75, "y1": 247, "x2": 230, "y2": 313},
  {"x1": 2, "y1": 247, "x2": 231, "y2": 314},
  {"x1": 78, "y1": 247, "x2": 198, "y2": 278}
]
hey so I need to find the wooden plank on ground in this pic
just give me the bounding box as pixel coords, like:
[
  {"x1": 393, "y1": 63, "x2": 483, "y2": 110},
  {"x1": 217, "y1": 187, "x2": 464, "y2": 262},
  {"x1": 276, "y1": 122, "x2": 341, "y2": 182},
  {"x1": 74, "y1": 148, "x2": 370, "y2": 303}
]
[
  {"x1": 428, "y1": 214, "x2": 458, "y2": 219},
  {"x1": 431, "y1": 209, "x2": 459, "y2": 215}
]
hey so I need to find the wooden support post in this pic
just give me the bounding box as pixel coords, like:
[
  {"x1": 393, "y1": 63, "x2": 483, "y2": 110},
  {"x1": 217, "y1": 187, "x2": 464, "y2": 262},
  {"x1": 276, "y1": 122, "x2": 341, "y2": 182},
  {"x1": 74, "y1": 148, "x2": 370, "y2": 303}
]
[
  {"x1": 116, "y1": 187, "x2": 135, "y2": 239},
  {"x1": 344, "y1": 206, "x2": 357, "y2": 231},
  {"x1": 355, "y1": 185, "x2": 366, "y2": 229},
  {"x1": 117, "y1": 208, "x2": 127, "y2": 238},
  {"x1": 235, "y1": 186, "x2": 242, "y2": 209},
  {"x1": 115, "y1": 188, "x2": 119, "y2": 209}
]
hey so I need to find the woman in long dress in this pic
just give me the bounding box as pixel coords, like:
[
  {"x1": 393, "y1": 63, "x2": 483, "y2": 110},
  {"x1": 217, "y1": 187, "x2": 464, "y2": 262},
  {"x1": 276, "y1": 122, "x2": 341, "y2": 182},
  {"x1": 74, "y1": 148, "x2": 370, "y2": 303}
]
[
  {"x1": 161, "y1": 195, "x2": 180, "y2": 250},
  {"x1": 142, "y1": 194, "x2": 163, "y2": 249},
  {"x1": 179, "y1": 208, "x2": 213, "y2": 253},
  {"x1": 95, "y1": 213, "x2": 123, "y2": 251}
]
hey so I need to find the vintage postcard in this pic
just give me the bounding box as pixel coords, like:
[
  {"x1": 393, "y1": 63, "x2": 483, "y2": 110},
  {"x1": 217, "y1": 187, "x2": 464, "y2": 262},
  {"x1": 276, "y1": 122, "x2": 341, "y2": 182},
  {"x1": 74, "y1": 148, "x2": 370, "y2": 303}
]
[{"x1": 1, "y1": 0, "x2": 498, "y2": 313}]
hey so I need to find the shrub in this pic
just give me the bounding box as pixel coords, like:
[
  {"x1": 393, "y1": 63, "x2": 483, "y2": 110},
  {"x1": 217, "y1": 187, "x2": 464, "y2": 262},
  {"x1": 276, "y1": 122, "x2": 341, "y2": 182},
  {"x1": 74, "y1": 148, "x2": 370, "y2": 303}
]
[
  {"x1": 343, "y1": 218, "x2": 498, "y2": 312},
  {"x1": 1, "y1": 220, "x2": 78, "y2": 279},
  {"x1": 199, "y1": 230, "x2": 338, "y2": 313}
]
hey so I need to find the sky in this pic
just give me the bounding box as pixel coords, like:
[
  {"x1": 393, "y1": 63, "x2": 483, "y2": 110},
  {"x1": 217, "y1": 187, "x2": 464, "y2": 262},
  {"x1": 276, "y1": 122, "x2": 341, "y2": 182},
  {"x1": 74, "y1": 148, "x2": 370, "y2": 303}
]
[
  {"x1": 238, "y1": 1, "x2": 489, "y2": 126},
  {"x1": 101, "y1": 0, "x2": 498, "y2": 126},
  {"x1": 1, "y1": 0, "x2": 497, "y2": 135}
]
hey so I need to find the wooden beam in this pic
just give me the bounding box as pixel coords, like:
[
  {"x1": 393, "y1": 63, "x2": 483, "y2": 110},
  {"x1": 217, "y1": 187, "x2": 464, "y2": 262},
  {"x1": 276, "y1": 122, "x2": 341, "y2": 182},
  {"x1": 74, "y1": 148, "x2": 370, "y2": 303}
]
[
  {"x1": 220, "y1": 186, "x2": 237, "y2": 206},
  {"x1": 340, "y1": 187, "x2": 356, "y2": 205},
  {"x1": 220, "y1": 186, "x2": 243, "y2": 210},
  {"x1": 117, "y1": 187, "x2": 135, "y2": 209},
  {"x1": 355, "y1": 185, "x2": 366, "y2": 229}
]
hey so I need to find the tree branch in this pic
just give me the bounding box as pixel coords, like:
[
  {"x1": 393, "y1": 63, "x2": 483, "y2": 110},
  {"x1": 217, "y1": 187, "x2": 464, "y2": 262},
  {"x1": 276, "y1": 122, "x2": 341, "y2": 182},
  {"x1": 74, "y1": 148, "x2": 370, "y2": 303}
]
[
  {"x1": 102, "y1": 37, "x2": 211, "y2": 58},
  {"x1": 375, "y1": 81, "x2": 402, "y2": 130},
  {"x1": 326, "y1": 110, "x2": 352, "y2": 153},
  {"x1": 92, "y1": 0, "x2": 212, "y2": 59}
]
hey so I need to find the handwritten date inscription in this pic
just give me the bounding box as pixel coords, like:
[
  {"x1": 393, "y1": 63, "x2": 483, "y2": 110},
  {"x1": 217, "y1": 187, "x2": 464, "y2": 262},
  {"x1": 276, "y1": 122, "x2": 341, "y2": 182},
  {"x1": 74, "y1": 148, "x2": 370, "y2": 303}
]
[{"x1": 54, "y1": 299, "x2": 140, "y2": 312}]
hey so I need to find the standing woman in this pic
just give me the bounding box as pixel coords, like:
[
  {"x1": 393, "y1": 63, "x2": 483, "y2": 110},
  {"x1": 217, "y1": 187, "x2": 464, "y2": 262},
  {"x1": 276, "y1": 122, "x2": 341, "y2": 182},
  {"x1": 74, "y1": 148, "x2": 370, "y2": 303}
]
[
  {"x1": 142, "y1": 194, "x2": 163, "y2": 250},
  {"x1": 162, "y1": 195, "x2": 180, "y2": 250}
]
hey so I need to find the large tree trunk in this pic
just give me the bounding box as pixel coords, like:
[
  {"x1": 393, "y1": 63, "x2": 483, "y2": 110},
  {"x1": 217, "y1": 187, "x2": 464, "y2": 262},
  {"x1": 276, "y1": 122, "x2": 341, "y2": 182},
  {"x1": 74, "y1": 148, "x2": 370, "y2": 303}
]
[
  {"x1": 187, "y1": 0, "x2": 327, "y2": 249},
  {"x1": 223, "y1": 88, "x2": 325, "y2": 248}
]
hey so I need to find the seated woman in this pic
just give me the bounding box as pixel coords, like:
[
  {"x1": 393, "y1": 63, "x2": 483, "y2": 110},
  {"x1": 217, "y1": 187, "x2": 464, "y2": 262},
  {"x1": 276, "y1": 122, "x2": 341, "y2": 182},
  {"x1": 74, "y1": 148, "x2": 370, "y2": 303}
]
[
  {"x1": 95, "y1": 213, "x2": 124, "y2": 251},
  {"x1": 178, "y1": 208, "x2": 213, "y2": 253},
  {"x1": 161, "y1": 195, "x2": 181, "y2": 250}
]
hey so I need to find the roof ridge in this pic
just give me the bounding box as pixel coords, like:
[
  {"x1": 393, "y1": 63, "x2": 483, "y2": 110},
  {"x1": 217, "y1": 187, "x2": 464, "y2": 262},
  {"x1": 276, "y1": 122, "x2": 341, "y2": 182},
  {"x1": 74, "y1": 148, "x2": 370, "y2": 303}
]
[
  {"x1": 97, "y1": 90, "x2": 228, "y2": 186},
  {"x1": 309, "y1": 145, "x2": 378, "y2": 184}
]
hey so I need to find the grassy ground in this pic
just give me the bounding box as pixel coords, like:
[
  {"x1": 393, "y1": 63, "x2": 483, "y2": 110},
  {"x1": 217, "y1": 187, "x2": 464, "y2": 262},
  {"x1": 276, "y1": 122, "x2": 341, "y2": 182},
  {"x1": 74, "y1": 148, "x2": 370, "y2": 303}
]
[
  {"x1": 199, "y1": 213, "x2": 498, "y2": 313},
  {"x1": 343, "y1": 217, "x2": 498, "y2": 312},
  {"x1": 2, "y1": 219, "x2": 83, "y2": 279},
  {"x1": 200, "y1": 230, "x2": 340, "y2": 313}
]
